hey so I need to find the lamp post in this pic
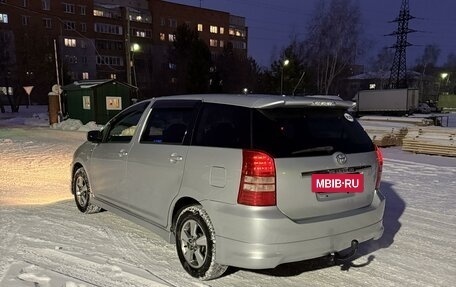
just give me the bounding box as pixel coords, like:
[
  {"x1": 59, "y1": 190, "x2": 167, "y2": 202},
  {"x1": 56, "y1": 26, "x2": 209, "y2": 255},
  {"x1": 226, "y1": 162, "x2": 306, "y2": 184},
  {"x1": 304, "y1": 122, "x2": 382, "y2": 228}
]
[
  {"x1": 440, "y1": 72, "x2": 449, "y2": 94},
  {"x1": 280, "y1": 59, "x2": 290, "y2": 95},
  {"x1": 130, "y1": 43, "x2": 140, "y2": 88}
]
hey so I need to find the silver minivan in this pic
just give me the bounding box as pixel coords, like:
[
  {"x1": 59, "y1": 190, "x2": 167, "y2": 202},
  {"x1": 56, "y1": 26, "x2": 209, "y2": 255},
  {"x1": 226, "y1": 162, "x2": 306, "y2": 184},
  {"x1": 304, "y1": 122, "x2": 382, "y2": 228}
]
[{"x1": 71, "y1": 94, "x2": 385, "y2": 280}]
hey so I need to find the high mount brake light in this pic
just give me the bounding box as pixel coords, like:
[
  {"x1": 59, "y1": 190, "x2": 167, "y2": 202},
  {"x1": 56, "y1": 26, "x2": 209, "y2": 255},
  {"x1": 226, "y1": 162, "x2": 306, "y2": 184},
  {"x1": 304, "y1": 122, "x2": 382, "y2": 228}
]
[{"x1": 238, "y1": 150, "x2": 276, "y2": 206}]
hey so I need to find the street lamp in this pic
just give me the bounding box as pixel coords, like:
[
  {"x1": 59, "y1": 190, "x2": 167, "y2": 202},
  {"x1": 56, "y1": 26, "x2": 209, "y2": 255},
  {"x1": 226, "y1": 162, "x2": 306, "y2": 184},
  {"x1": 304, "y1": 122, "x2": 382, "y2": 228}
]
[
  {"x1": 130, "y1": 43, "x2": 141, "y2": 87},
  {"x1": 440, "y1": 72, "x2": 450, "y2": 94},
  {"x1": 280, "y1": 59, "x2": 290, "y2": 95}
]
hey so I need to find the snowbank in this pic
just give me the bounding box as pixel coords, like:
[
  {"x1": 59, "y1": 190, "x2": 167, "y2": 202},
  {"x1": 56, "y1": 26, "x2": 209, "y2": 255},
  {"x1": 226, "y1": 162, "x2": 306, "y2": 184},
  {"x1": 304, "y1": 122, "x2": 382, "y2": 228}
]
[{"x1": 51, "y1": 119, "x2": 102, "y2": 132}]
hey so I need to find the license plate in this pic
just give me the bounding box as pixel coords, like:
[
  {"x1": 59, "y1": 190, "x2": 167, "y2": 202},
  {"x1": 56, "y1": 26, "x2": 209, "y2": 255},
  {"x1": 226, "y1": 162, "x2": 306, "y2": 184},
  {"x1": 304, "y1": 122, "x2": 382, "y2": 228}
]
[{"x1": 311, "y1": 173, "x2": 364, "y2": 193}]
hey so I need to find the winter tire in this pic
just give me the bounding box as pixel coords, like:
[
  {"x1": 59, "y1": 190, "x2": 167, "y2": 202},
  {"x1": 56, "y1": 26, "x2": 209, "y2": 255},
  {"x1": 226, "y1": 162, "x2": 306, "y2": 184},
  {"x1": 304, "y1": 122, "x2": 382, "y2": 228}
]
[
  {"x1": 175, "y1": 205, "x2": 228, "y2": 280},
  {"x1": 72, "y1": 167, "x2": 101, "y2": 214}
]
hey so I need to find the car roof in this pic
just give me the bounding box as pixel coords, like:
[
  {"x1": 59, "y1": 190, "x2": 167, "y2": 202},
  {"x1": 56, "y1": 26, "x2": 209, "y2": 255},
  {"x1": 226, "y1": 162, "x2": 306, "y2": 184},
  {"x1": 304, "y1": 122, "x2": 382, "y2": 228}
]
[{"x1": 150, "y1": 94, "x2": 353, "y2": 109}]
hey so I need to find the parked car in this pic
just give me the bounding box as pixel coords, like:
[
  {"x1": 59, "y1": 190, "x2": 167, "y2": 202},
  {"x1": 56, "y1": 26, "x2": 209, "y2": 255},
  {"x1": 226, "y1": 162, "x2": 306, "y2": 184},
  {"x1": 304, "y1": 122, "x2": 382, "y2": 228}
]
[
  {"x1": 71, "y1": 94, "x2": 385, "y2": 280},
  {"x1": 427, "y1": 101, "x2": 441, "y2": 113},
  {"x1": 415, "y1": 103, "x2": 432, "y2": 114}
]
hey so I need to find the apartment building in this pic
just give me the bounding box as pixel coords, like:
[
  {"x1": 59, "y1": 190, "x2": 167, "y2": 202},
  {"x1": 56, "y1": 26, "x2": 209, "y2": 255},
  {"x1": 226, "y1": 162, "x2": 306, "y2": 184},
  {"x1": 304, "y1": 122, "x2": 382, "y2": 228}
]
[{"x1": 0, "y1": 0, "x2": 248, "y2": 101}]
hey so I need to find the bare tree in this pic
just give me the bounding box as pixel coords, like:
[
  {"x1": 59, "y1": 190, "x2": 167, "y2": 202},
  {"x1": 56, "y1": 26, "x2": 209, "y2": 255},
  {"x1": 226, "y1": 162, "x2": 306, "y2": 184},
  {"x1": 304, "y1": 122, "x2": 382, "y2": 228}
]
[
  {"x1": 371, "y1": 46, "x2": 395, "y2": 72},
  {"x1": 305, "y1": 0, "x2": 363, "y2": 95},
  {"x1": 414, "y1": 44, "x2": 441, "y2": 98},
  {"x1": 415, "y1": 44, "x2": 441, "y2": 76}
]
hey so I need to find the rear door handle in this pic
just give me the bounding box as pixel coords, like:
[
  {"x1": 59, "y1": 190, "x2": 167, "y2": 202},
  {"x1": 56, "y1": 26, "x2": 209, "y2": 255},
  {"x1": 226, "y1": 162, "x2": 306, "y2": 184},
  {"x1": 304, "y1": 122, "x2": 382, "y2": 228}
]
[
  {"x1": 169, "y1": 153, "x2": 183, "y2": 163},
  {"x1": 118, "y1": 149, "x2": 128, "y2": 157}
]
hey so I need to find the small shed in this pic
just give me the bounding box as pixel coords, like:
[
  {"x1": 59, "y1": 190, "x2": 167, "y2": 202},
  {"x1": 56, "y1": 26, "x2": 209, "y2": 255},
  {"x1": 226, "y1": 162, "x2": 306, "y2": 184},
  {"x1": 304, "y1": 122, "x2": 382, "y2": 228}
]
[{"x1": 62, "y1": 79, "x2": 136, "y2": 124}]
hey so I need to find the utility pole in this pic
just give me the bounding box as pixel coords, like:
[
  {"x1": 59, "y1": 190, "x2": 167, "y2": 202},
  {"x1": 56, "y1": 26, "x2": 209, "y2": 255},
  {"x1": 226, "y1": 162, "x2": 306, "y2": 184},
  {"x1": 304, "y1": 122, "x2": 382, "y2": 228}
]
[
  {"x1": 125, "y1": 7, "x2": 132, "y2": 85},
  {"x1": 387, "y1": 0, "x2": 416, "y2": 89}
]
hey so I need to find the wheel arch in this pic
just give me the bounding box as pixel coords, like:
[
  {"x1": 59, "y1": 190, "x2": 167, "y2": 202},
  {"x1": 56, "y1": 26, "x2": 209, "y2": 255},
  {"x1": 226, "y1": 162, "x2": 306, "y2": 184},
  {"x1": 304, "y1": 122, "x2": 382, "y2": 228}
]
[
  {"x1": 171, "y1": 196, "x2": 200, "y2": 233},
  {"x1": 71, "y1": 162, "x2": 84, "y2": 195}
]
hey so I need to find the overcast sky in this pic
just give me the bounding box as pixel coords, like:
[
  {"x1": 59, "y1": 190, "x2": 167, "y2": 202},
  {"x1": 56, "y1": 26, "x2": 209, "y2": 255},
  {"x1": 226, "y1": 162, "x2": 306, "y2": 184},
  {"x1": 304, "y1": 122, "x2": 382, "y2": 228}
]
[{"x1": 166, "y1": 0, "x2": 456, "y2": 69}]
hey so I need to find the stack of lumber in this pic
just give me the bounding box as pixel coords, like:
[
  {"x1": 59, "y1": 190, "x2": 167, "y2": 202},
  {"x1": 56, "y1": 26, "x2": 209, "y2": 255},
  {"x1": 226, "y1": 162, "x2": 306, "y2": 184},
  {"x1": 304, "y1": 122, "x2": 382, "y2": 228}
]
[
  {"x1": 362, "y1": 125, "x2": 408, "y2": 147},
  {"x1": 359, "y1": 116, "x2": 435, "y2": 147},
  {"x1": 402, "y1": 126, "x2": 456, "y2": 157},
  {"x1": 360, "y1": 116, "x2": 434, "y2": 126}
]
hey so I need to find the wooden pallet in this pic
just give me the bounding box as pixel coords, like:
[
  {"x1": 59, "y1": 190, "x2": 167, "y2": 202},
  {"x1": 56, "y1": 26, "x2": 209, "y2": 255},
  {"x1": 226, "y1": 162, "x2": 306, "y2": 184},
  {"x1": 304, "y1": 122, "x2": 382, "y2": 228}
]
[
  {"x1": 363, "y1": 125, "x2": 408, "y2": 147},
  {"x1": 402, "y1": 126, "x2": 456, "y2": 157}
]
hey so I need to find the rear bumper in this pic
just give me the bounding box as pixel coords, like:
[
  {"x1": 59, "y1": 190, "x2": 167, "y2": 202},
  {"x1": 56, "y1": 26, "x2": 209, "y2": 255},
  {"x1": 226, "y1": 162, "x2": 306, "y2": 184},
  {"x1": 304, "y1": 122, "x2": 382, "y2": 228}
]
[{"x1": 203, "y1": 189, "x2": 385, "y2": 269}]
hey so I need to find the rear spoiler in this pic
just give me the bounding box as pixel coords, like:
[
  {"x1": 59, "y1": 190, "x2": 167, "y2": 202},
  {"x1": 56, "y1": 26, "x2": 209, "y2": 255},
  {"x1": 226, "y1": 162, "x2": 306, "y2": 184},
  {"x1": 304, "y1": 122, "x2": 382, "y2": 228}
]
[{"x1": 257, "y1": 96, "x2": 354, "y2": 109}]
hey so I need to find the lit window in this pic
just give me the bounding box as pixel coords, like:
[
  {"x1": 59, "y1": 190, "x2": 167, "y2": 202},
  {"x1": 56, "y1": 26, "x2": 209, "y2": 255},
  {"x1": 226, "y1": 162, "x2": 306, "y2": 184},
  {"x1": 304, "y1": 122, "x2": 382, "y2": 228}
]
[
  {"x1": 106, "y1": 97, "x2": 122, "y2": 110},
  {"x1": 82, "y1": 96, "x2": 91, "y2": 109},
  {"x1": 93, "y1": 10, "x2": 103, "y2": 17},
  {"x1": 82, "y1": 72, "x2": 89, "y2": 80},
  {"x1": 159, "y1": 33, "x2": 165, "y2": 41},
  {"x1": 197, "y1": 24, "x2": 203, "y2": 32},
  {"x1": 369, "y1": 83, "x2": 376, "y2": 90},
  {"x1": 110, "y1": 74, "x2": 117, "y2": 79},
  {"x1": 210, "y1": 25, "x2": 218, "y2": 34},
  {"x1": 1, "y1": 14, "x2": 9, "y2": 24},
  {"x1": 64, "y1": 38, "x2": 77, "y2": 47},
  {"x1": 209, "y1": 39, "x2": 218, "y2": 47},
  {"x1": 220, "y1": 27, "x2": 224, "y2": 34},
  {"x1": 136, "y1": 30, "x2": 146, "y2": 37},
  {"x1": 229, "y1": 28, "x2": 235, "y2": 36},
  {"x1": 168, "y1": 34, "x2": 175, "y2": 42}
]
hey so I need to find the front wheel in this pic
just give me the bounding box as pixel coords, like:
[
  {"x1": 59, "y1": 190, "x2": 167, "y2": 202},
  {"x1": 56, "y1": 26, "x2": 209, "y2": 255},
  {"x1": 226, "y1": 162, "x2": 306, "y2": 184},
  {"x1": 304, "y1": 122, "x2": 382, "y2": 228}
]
[
  {"x1": 72, "y1": 167, "x2": 101, "y2": 214},
  {"x1": 175, "y1": 205, "x2": 227, "y2": 280}
]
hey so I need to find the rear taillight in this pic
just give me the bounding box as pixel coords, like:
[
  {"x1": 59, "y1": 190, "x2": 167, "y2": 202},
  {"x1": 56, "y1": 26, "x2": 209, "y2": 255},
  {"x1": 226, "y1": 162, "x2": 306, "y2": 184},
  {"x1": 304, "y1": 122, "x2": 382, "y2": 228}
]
[
  {"x1": 238, "y1": 150, "x2": 276, "y2": 206},
  {"x1": 375, "y1": 145, "x2": 383, "y2": 189}
]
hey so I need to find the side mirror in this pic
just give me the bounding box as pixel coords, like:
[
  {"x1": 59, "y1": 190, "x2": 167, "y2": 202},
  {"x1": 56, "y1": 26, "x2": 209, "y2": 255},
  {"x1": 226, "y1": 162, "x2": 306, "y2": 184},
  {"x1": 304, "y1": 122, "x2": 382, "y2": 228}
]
[{"x1": 87, "y1": 130, "x2": 103, "y2": 143}]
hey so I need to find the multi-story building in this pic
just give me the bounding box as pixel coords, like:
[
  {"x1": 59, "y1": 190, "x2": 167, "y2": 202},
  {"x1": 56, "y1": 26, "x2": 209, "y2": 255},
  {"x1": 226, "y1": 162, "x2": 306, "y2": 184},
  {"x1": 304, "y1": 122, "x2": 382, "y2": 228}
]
[{"x1": 0, "y1": 0, "x2": 248, "y2": 103}]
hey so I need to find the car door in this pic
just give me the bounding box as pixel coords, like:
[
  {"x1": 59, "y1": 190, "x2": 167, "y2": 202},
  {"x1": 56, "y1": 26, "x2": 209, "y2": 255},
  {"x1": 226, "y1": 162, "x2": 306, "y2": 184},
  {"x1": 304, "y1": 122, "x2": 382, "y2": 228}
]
[
  {"x1": 89, "y1": 101, "x2": 150, "y2": 205},
  {"x1": 124, "y1": 100, "x2": 201, "y2": 228}
]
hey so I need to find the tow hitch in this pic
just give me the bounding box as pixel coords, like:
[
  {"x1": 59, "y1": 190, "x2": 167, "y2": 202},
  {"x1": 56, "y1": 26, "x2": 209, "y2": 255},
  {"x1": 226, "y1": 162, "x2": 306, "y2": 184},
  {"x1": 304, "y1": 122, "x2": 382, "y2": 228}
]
[{"x1": 328, "y1": 240, "x2": 359, "y2": 265}]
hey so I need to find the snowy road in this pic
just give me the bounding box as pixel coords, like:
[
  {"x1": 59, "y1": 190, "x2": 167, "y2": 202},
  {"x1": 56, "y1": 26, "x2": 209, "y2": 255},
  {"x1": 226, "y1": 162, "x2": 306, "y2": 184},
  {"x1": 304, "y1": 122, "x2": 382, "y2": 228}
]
[{"x1": 1, "y1": 127, "x2": 455, "y2": 287}]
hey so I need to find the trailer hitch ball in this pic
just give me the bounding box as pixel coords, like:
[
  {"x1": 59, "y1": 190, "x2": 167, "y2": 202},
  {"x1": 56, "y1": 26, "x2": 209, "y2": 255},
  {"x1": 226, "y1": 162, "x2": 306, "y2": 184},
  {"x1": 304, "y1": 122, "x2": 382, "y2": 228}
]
[{"x1": 329, "y1": 240, "x2": 359, "y2": 265}]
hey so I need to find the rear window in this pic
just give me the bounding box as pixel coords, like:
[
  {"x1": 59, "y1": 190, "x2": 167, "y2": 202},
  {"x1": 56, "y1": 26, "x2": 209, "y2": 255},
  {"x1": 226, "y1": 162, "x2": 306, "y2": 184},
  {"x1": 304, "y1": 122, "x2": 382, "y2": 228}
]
[{"x1": 252, "y1": 108, "x2": 374, "y2": 158}]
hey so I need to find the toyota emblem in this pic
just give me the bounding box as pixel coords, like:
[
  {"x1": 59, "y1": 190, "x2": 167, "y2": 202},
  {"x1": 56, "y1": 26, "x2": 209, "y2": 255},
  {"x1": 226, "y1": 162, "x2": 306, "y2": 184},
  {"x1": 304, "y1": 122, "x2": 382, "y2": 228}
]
[{"x1": 335, "y1": 153, "x2": 347, "y2": 165}]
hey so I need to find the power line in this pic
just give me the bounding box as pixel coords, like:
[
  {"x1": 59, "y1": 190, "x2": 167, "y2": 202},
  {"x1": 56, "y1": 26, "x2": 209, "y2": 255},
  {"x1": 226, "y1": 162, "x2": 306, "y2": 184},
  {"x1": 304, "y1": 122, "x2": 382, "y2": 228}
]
[{"x1": 388, "y1": 0, "x2": 416, "y2": 89}]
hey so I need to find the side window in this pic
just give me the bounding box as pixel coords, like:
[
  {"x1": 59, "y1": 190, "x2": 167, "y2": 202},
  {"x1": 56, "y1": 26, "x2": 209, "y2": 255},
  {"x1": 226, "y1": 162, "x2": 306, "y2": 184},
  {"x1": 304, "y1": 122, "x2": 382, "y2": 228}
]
[
  {"x1": 141, "y1": 100, "x2": 200, "y2": 145},
  {"x1": 193, "y1": 103, "x2": 250, "y2": 148},
  {"x1": 104, "y1": 101, "x2": 149, "y2": 143}
]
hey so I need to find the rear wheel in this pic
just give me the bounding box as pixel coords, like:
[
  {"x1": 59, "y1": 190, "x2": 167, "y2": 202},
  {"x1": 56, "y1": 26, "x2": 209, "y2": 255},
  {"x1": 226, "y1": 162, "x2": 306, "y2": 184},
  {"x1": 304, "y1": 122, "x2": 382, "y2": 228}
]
[
  {"x1": 175, "y1": 205, "x2": 227, "y2": 280},
  {"x1": 72, "y1": 167, "x2": 101, "y2": 214}
]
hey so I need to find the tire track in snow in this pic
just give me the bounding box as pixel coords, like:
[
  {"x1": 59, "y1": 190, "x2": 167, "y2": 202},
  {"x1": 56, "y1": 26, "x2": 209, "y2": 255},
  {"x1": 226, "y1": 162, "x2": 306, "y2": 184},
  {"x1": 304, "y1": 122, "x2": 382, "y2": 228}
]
[
  {"x1": 22, "y1": 247, "x2": 169, "y2": 287},
  {"x1": 104, "y1": 224, "x2": 209, "y2": 287}
]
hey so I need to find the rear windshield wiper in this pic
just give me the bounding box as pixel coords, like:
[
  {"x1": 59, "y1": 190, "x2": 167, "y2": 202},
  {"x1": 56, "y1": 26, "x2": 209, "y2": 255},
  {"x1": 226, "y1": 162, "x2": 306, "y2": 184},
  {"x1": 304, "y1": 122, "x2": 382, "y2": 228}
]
[{"x1": 291, "y1": 146, "x2": 334, "y2": 155}]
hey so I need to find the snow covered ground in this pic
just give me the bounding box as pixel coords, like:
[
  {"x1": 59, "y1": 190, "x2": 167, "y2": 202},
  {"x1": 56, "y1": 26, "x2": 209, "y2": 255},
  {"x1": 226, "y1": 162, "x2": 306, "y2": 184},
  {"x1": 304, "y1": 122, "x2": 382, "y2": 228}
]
[{"x1": 1, "y1": 107, "x2": 456, "y2": 287}]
